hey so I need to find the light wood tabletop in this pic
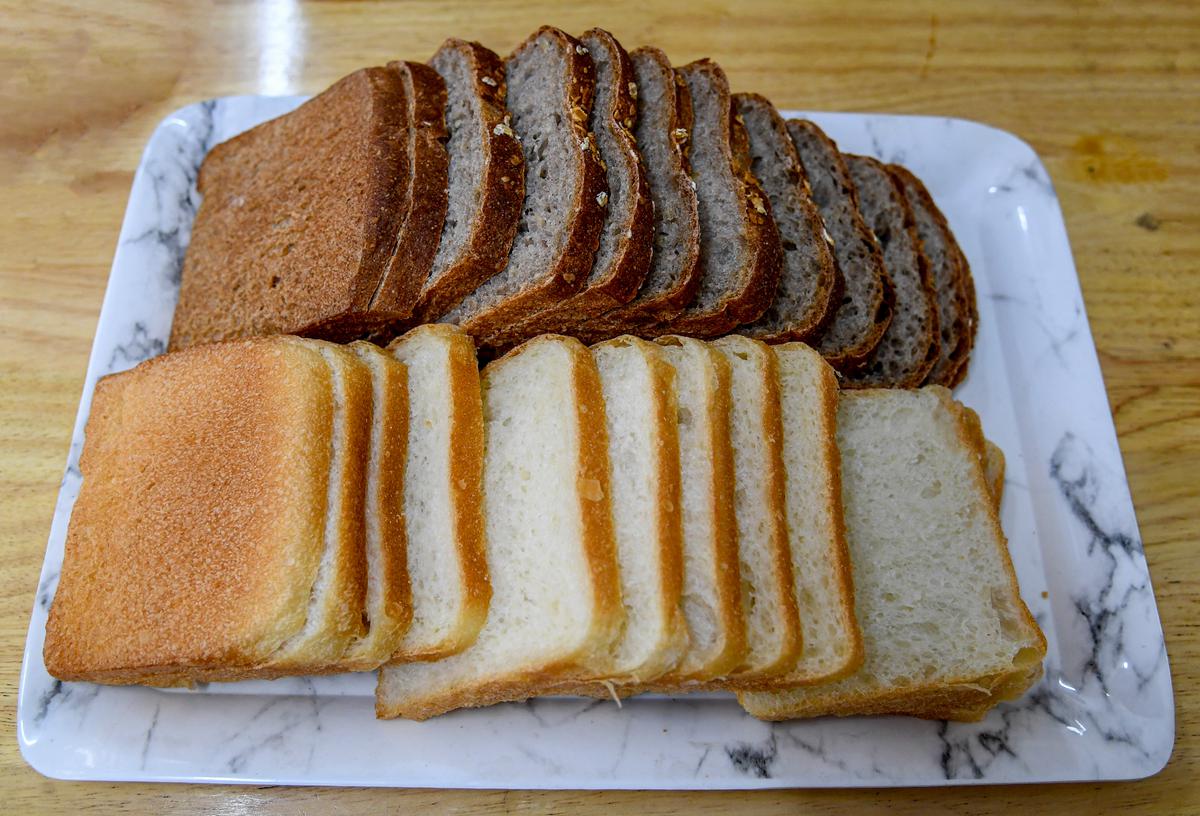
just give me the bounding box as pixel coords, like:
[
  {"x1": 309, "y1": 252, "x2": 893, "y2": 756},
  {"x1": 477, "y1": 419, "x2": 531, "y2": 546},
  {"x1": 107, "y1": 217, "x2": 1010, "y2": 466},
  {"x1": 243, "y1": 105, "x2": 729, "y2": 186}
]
[{"x1": 2, "y1": 0, "x2": 1196, "y2": 811}]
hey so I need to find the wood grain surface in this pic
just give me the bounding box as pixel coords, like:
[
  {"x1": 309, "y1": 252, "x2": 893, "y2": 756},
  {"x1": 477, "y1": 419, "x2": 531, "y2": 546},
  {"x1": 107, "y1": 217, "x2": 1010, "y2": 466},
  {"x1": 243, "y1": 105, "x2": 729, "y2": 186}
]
[{"x1": 1, "y1": 0, "x2": 1196, "y2": 812}]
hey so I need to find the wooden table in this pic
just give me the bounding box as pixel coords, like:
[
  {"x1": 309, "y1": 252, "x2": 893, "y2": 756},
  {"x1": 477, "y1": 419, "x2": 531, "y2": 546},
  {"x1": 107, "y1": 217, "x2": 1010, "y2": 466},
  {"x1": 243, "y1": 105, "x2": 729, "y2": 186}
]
[{"x1": 2, "y1": 0, "x2": 1196, "y2": 811}]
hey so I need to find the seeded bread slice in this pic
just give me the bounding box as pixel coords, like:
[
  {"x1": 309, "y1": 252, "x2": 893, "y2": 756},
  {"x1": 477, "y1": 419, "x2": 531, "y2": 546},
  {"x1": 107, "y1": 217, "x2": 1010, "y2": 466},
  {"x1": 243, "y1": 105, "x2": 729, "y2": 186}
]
[
  {"x1": 580, "y1": 50, "x2": 701, "y2": 339},
  {"x1": 841, "y1": 155, "x2": 940, "y2": 388},
  {"x1": 710, "y1": 335, "x2": 802, "y2": 687},
  {"x1": 415, "y1": 40, "x2": 524, "y2": 323},
  {"x1": 500, "y1": 29, "x2": 654, "y2": 341},
  {"x1": 786, "y1": 119, "x2": 893, "y2": 370},
  {"x1": 376, "y1": 336, "x2": 624, "y2": 719},
  {"x1": 442, "y1": 27, "x2": 607, "y2": 345},
  {"x1": 370, "y1": 62, "x2": 449, "y2": 321},
  {"x1": 656, "y1": 60, "x2": 782, "y2": 337},
  {"x1": 170, "y1": 68, "x2": 412, "y2": 349},
  {"x1": 386, "y1": 324, "x2": 491, "y2": 661},
  {"x1": 888, "y1": 164, "x2": 978, "y2": 388},
  {"x1": 738, "y1": 388, "x2": 1046, "y2": 721},
  {"x1": 734, "y1": 94, "x2": 841, "y2": 343}
]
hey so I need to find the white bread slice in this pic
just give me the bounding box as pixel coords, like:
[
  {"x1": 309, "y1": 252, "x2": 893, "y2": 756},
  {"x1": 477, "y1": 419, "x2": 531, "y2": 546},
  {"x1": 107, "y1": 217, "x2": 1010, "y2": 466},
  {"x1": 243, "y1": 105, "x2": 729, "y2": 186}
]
[
  {"x1": 386, "y1": 324, "x2": 490, "y2": 661},
  {"x1": 339, "y1": 341, "x2": 413, "y2": 670},
  {"x1": 567, "y1": 337, "x2": 688, "y2": 690},
  {"x1": 376, "y1": 335, "x2": 624, "y2": 719},
  {"x1": 640, "y1": 336, "x2": 746, "y2": 687},
  {"x1": 768, "y1": 342, "x2": 863, "y2": 686},
  {"x1": 739, "y1": 387, "x2": 1046, "y2": 721},
  {"x1": 255, "y1": 339, "x2": 371, "y2": 676},
  {"x1": 710, "y1": 335, "x2": 803, "y2": 687}
]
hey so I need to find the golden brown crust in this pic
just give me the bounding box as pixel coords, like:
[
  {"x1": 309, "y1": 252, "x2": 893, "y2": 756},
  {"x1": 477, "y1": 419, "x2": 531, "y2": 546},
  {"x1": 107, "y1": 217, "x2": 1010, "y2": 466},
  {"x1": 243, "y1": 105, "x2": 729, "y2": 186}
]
[
  {"x1": 887, "y1": 164, "x2": 977, "y2": 388},
  {"x1": 660, "y1": 61, "x2": 783, "y2": 337},
  {"x1": 339, "y1": 341, "x2": 413, "y2": 670},
  {"x1": 44, "y1": 338, "x2": 334, "y2": 683},
  {"x1": 169, "y1": 68, "x2": 412, "y2": 350},
  {"x1": 370, "y1": 62, "x2": 449, "y2": 319},
  {"x1": 716, "y1": 337, "x2": 803, "y2": 687},
  {"x1": 462, "y1": 27, "x2": 608, "y2": 344},
  {"x1": 414, "y1": 40, "x2": 525, "y2": 322},
  {"x1": 385, "y1": 324, "x2": 492, "y2": 661},
  {"x1": 504, "y1": 29, "x2": 655, "y2": 336}
]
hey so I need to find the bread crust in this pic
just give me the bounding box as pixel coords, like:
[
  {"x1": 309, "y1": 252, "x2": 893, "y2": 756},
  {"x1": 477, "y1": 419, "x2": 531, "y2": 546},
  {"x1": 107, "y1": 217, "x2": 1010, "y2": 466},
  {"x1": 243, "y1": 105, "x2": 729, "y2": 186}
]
[
  {"x1": 734, "y1": 93, "x2": 841, "y2": 344},
  {"x1": 415, "y1": 40, "x2": 526, "y2": 322},
  {"x1": 457, "y1": 27, "x2": 608, "y2": 344},
  {"x1": 786, "y1": 119, "x2": 894, "y2": 371},
  {"x1": 658, "y1": 61, "x2": 783, "y2": 337},
  {"x1": 385, "y1": 324, "x2": 492, "y2": 661},
  {"x1": 887, "y1": 164, "x2": 978, "y2": 388},
  {"x1": 712, "y1": 335, "x2": 803, "y2": 688},
  {"x1": 501, "y1": 29, "x2": 655, "y2": 337},
  {"x1": 339, "y1": 341, "x2": 413, "y2": 670}
]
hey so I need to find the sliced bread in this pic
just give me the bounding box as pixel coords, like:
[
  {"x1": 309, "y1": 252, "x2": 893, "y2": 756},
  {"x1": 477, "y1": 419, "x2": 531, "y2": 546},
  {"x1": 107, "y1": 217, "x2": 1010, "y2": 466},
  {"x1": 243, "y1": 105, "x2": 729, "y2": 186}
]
[
  {"x1": 170, "y1": 68, "x2": 414, "y2": 349},
  {"x1": 415, "y1": 40, "x2": 524, "y2": 322},
  {"x1": 376, "y1": 335, "x2": 623, "y2": 719},
  {"x1": 769, "y1": 342, "x2": 863, "y2": 686},
  {"x1": 739, "y1": 387, "x2": 1046, "y2": 721},
  {"x1": 734, "y1": 94, "x2": 840, "y2": 343},
  {"x1": 786, "y1": 119, "x2": 893, "y2": 370},
  {"x1": 580, "y1": 49, "x2": 701, "y2": 337},
  {"x1": 710, "y1": 335, "x2": 802, "y2": 687},
  {"x1": 500, "y1": 29, "x2": 654, "y2": 339},
  {"x1": 45, "y1": 338, "x2": 335, "y2": 684},
  {"x1": 339, "y1": 341, "x2": 413, "y2": 670},
  {"x1": 657, "y1": 60, "x2": 782, "y2": 337},
  {"x1": 640, "y1": 336, "x2": 746, "y2": 686},
  {"x1": 442, "y1": 27, "x2": 607, "y2": 345},
  {"x1": 888, "y1": 164, "x2": 978, "y2": 387},
  {"x1": 386, "y1": 324, "x2": 491, "y2": 661},
  {"x1": 562, "y1": 336, "x2": 689, "y2": 690},
  {"x1": 370, "y1": 62, "x2": 449, "y2": 319},
  {"x1": 841, "y1": 154, "x2": 939, "y2": 388}
]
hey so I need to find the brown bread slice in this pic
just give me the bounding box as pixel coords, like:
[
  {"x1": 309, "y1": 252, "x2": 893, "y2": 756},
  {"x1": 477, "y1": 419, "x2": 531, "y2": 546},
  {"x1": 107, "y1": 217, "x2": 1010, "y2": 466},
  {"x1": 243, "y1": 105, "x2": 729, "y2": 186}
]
[
  {"x1": 888, "y1": 164, "x2": 978, "y2": 387},
  {"x1": 734, "y1": 94, "x2": 841, "y2": 343},
  {"x1": 841, "y1": 155, "x2": 940, "y2": 388},
  {"x1": 414, "y1": 40, "x2": 524, "y2": 323},
  {"x1": 786, "y1": 119, "x2": 893, "y2": 370},
  {"x1": 656, "y1": 60, "x2": 782, "y2": 337},
  {"x1": 442, "y1": 27, "x2": 607, "y2": 346},
  {"x1": 170, "y1": 68, "x2": 413, "y2": 350},
  {"x1": 368, "y1": 62, "x2": 449, "y2": 323},
  {"x1": 580, "y1": 50, "x2": 700, "y2": 340},
  {"x1": 495, "y1": 29, "x2": 654, "y2": 342}
]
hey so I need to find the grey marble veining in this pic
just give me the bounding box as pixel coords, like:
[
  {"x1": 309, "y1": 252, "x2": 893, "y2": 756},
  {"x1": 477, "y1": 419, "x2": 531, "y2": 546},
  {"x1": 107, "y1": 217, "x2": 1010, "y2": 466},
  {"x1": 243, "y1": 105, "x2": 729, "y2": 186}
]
[{"x1": 16, "y1": 100, "x2": 1173, "y2": 788}]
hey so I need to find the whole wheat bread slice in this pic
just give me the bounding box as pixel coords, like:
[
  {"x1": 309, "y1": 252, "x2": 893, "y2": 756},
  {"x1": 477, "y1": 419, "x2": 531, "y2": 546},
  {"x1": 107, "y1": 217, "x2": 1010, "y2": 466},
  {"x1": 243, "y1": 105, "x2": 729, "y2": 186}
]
[
  {"x1": 579, "y1": 49, "x2": 701, "y2": 339},
  {"x1": 786, "y1": 119, "x2": 893, "y2": 370},
  {"x1": 767, "y1": 342, "x2": 863, "y2": 686},
  {"x1": 841, "y1": 155, "x2": 939, "y2": 388},
  {"x1": 415, "y1": 40, "x2": 525, "y2": 323},
  {"x1": 376, "y1": 335, "x2": 623, "y2": 719},
  {"x1": 386, "y1": 324, "x2": 491, "y2": 661},
  {"x1": 44, "y1": 338, "x2": 335, "y2": 685},
  {"x1": 710, "y1": 335, "x2": 802, "y2": 687},
  {"x1": 170, "y1": 68, "x2": 413, "y2": 349},
  {"x1": 656, "y1": 60, "x2": 782, "y2": 337},
  {"x1": 734, "y1": 95, "x2": 841, "y2": 343},
  {"x1": 498, "y1": 29, "x2": 654, "y2": 341},
  {"x1": 888, "y1": 164, "x2": 978, "y2": 387},
  {"x1": 739, "y1": 388, "x2": 1046, "y2": 721},
  {"x1": 442, "y1": 27, "x2": 607, "y2": 346}
]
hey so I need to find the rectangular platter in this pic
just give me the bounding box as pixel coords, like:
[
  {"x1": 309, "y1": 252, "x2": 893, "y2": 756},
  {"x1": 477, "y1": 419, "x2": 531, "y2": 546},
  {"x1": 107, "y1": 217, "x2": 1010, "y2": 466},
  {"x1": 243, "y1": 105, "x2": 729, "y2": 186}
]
[{"x1": 16, "y1": 96, "x2": 1175, "y2": 788}]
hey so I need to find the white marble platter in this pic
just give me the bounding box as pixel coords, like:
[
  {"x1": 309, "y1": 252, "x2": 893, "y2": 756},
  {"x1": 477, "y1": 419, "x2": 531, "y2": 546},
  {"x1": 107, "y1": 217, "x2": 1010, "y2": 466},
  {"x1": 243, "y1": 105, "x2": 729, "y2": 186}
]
[{"x1": 17, "y1": 97, "x2": 1175, "y2": 788}]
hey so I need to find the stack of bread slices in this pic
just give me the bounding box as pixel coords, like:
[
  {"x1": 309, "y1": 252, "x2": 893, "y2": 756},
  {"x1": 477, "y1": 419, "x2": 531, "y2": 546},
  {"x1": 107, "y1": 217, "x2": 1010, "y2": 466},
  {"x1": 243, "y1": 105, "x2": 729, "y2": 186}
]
[
  {"x1": 45, "y1": 326, "x2": 1045, "y2": 722},
  {"x1": 170, "y1": 27, "x2": 977, "y2": 390}
]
